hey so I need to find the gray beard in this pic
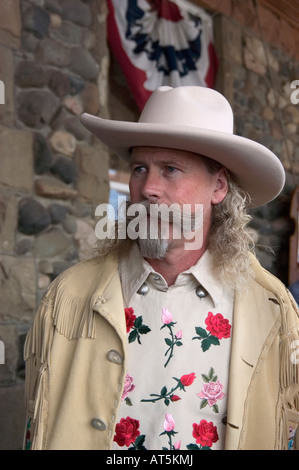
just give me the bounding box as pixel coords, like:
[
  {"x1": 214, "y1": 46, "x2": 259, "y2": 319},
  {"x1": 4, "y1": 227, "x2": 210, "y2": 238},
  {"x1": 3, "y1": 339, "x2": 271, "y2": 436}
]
[
  {"x1": 137, "y1": 237, "x2": 169, "y2": 260},
  {"x1": 97, "y1": 199, "x2": 200, "y2": 260}
]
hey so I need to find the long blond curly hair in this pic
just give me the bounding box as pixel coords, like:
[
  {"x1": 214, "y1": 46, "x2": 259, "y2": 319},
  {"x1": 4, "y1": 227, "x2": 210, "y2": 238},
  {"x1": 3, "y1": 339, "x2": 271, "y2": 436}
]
[{"x1": 208, "y1": 174, "x2": 255, "y2": 289}]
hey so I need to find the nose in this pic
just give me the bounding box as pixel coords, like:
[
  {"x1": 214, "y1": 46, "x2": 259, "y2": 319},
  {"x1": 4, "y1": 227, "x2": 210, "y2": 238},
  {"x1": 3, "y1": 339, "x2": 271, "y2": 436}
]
[{"x1": 141, "y1": 170, "x2": 162, "y2": 202}]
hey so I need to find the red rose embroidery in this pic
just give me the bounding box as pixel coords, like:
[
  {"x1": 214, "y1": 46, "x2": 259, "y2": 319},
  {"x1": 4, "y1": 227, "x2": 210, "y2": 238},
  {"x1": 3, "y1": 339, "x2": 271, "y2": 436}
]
[
  {"x1": 192, "y1": 419, "x2": 219, "y2": 448},
  {"x1": 125, "y1": 307, "x2": 136, "y2": 333},
  {"x1": 180, "y1": 372, "x2": 196, "y2": 387},
  {"x1": 141, "y1": 373, "x2": 196, "y2": 405},
  {"x1": 205, "y1": 312, "x2": 231, "y2": 339},
  {"x1": 170, "y1": 395, "x2": 181, "y2": 402},
  {"x1": 113, "y1": 416, "x2": 140, "y2": 447}
]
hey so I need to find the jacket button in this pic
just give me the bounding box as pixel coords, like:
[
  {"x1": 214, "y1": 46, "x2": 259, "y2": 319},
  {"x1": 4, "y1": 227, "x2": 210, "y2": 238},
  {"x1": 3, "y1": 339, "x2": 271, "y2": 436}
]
[
  {"x1": 91, "y1": 418, "x2": 107, "y2": 431},
  {"x1": 195, "y1": 285, "x2": 208, "y2": 298},
  {"x1": 107, "y1": 349, "x2": 123, "y2": 365}
]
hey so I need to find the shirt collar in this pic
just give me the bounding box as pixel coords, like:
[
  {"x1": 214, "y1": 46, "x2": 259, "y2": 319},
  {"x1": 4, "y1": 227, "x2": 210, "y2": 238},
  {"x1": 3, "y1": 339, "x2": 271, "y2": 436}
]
[{"x1": 118, "y1": 243, "x2": 229, "y2": 308}]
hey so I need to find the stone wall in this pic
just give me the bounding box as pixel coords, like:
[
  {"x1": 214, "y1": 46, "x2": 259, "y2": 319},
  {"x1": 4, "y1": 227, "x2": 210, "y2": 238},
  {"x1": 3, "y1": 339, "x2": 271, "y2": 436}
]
[
  {"x1": 213, "y1": 14, "x2": 299, "y2": 283},
  {"x1": 0, "y1": 0, "x2": 110, "y2": 449}
]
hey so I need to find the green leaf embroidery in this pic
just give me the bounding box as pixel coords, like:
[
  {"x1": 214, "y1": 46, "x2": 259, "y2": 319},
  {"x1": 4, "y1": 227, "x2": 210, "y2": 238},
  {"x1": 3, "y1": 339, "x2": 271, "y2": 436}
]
[{"x1": 128, "y1": 316, "x2": 151, "y2": 344}]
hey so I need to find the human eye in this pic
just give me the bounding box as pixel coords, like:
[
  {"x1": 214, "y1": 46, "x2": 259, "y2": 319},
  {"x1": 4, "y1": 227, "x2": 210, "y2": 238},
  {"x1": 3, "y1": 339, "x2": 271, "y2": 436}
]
[
  {"x1": 164, "y1": 165, "x2": 179, "y2": 175},
  {"x1": 131, "y1": 165, "x2": 147, "y2": 175}
]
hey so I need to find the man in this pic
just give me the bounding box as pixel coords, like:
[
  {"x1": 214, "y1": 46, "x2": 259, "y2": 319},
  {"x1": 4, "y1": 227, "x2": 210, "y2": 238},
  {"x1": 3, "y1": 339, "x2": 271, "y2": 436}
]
[{"x1": 24, "y1": 86, "x2": 299, "y2": 450}]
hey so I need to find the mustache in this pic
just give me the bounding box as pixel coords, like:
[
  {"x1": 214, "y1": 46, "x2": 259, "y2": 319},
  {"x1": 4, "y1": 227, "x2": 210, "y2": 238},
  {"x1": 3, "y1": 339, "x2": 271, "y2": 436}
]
[{"x1": 121, "y1": 200, "x2": 203, "y2": 231}]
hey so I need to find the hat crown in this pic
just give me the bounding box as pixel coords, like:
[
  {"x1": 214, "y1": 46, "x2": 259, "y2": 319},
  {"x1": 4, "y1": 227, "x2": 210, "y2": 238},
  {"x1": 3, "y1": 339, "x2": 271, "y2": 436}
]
[{"x1": 138, "y1": 86, "x2": 234, "y2": 134}]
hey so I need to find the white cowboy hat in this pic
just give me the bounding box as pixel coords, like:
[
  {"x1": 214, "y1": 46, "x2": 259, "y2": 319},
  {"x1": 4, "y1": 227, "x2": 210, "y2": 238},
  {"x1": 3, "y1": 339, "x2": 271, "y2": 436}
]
[{"x1": 80, "y1": 86, "x2": 285, "y2": 207}]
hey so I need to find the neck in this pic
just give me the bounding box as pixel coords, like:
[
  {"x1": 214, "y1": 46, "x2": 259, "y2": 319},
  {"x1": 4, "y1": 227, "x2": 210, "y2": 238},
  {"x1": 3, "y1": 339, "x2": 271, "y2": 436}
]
[{"x1": 145, "y1": 242, "x2": 207, "y2": 286}]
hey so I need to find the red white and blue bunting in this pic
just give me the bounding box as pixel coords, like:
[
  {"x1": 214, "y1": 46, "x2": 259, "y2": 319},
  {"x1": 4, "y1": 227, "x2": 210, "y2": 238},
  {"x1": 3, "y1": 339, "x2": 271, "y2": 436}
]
[{"x1": 107, "y1": 0, "x2": 219, "y2": 110}]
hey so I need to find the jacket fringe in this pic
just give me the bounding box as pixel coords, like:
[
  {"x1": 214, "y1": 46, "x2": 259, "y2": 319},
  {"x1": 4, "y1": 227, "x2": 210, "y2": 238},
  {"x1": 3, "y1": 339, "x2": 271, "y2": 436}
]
[
  {"x1": 277, "y1": 289, "x2": 299, "y2": 449},
  {"x1": 24, "y1": 295, "x2": 54, "y2": 449},
  {"x1": 24, "y1": 269, "x2": 98, "y2": 449},
  {"x1": 51, "y1": 271, "x2": 97, "y2": 340}
]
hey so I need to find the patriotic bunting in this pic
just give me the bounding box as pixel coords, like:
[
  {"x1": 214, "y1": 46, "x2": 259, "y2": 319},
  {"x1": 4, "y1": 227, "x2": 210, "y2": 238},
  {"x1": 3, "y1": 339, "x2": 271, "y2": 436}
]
[{"x1": 107, "y1": 0, "x2": 219, "y2": 109}]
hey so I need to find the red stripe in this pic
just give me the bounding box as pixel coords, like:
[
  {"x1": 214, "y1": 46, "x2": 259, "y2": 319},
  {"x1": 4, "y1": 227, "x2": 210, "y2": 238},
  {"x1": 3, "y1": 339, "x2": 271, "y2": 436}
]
[
  {"x1": 147, "y1": 0, "x2": 184, "y2": 22},
  {"x1": 204, "y1": 41, "x2": 219, "y2": 88},
  {"x1": 107, "y1": 0, "x2": 152, "y2": 110}
]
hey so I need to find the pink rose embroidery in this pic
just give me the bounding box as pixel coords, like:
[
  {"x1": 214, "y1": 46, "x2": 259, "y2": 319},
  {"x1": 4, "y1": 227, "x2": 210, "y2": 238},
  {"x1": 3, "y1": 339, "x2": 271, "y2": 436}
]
[
  {"x1": 197, "y1": 368, "x2": 225, "y2": 413},
  {"x1": 122, "y1": 373, "x2": 136, "y2": 402},
  {"x1": 161, "y1": 413, "x2": 179, "y2": 450},
  {"x1": 161, "y1": 307, "x2": 183, "y2": 367},
  {"x1": 197, "y1": 380, "x2": 225, "y2": 406},
  {"x1": 164, "y1": 413, "x2": 175, "y2": 432},
  {"x1": 161, "y1": 307, "x2": 173, "y2": 324}
]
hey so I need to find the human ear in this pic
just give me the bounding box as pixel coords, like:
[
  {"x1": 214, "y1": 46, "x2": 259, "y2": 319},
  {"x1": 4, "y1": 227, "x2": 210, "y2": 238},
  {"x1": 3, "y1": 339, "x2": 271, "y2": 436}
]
[{"x1": 211, "y1": 168, "x2": 229, "y2": 205}]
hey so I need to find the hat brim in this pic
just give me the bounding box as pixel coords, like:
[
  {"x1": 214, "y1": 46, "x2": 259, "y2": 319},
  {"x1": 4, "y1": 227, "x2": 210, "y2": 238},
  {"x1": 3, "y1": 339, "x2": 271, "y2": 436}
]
[{"x1": 80, "y1": 113, "x2": 285, "y2": 207}]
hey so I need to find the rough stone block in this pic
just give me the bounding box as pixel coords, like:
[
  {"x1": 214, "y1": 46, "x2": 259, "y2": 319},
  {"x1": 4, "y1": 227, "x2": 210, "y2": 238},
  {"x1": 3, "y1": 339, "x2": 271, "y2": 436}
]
[
  {"x1": 36, "y1": 37, "x2": 70, "y2": 67},
  {"x1": 35, "y1": 176, "x2": 78, "y2": 200},
  {"x1": 51, "y1": 156, "x2": 78, "y2": 184},
  {"x1": 0, "y1": 325, "x2": 19, "y2": 385},
  {"x1": 0, "y1": 188, "x2": 17, "y2": 253},
  {"x1": 49, "y1": 20, "x2": 84, "y2": 46},
  {"x1": 15, "y1": 60, "x2": 49, "y2": 88},
  {"x1": 23, "y1": 5, "x2": 50, "y2": 39},
  {"x1": 243, "y1": 35, "x2": 267, "y2": 75},
  {"x1": 81, "y1": 82, "x2": 100, "y2": 115},
  {"x1": 69, "y1": 47, "x2": 99, "y2": 80},
  {"x1": 0, "y1": 126, "x2": 33, "y2": 192},
  {"x1": 0, "y1": 383, "x2": 26, "y2": 450},
  {"x1": 17, "y1": 89, "x2": 59, "y2": 128},
  {"x1": 0, "y1": 255, "x2": 36, "y2": 323},
  {"x1": 34, "y1": 227, "x2": 71, "y2": 258},
  {"x1": 18, "y1": 197, "x2": 51, "y2": 235},
  {"x1": 33, "y1": 132, "x2": 53, "y2": 175},
  {"x1": 75, "y1": 143, "x2": 109, "y2": 204},
  {"x1": 74, "y1": 219, "x2": 97, "y2": 260},
  {"x1": 48, "y1": 69, "x2": 71, "y2": 97},
  {"x1": 214, "y1": 15, "x2": 242, "y2": 65},
  {"x1": 0, "y1": 0, "x2": 21, "y2": 49},
  {"x1": 49, "y1": 130, "x2": 76, "y2": 157},
  {"x1": 61, "y1": 0, "x2": 92, "y2": 27},
  {"x1": 0, "y1": 45, "x2": 15, "y2": 125}
]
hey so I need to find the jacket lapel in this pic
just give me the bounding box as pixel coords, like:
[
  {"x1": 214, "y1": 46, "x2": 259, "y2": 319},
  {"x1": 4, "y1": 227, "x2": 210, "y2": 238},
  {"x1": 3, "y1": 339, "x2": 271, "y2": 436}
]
[{"x1": 92, "y1": 256, "x2": 127, "y2": 349}]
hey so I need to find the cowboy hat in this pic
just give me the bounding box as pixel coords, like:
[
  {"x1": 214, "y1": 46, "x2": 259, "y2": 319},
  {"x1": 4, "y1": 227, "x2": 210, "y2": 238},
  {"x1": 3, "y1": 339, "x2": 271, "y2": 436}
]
[{"x1": 80, "y1": 86, "x2": 285, "y2": 207}]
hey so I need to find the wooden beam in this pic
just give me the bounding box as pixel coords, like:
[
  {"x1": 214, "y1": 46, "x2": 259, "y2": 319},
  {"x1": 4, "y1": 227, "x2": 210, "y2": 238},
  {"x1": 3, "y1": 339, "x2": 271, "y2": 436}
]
[
  {"x1": 259, "y1": 0, "x2": 299, "y2": 30},
  {"x1": 189, "y1": 0, "x2": 299, "y2": 30}
]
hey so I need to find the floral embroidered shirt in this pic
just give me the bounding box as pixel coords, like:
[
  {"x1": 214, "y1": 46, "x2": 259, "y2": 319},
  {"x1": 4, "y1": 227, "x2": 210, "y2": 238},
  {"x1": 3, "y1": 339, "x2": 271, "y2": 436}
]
[{"x1": 113, "y1": 244, "x2": 234, "y2": 450}]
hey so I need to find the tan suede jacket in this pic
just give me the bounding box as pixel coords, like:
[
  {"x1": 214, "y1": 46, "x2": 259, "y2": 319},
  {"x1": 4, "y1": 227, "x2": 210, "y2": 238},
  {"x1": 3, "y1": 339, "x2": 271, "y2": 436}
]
[{"x1": 23, "y1": 253, "x2": 299, "y2": 450}]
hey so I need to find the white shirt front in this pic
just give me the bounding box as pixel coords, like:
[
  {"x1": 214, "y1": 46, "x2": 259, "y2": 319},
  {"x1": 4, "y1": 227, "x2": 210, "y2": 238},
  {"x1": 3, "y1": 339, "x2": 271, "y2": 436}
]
[{"x1": 113, "y1": 244, "x2": 234, "y2": 450}]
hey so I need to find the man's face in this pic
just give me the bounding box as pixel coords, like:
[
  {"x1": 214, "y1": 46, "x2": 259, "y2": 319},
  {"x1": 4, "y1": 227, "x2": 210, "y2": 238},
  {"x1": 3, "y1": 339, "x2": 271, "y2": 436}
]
[{"x1": 129, "y1": 146, "x2": 228, "y2": 255}]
